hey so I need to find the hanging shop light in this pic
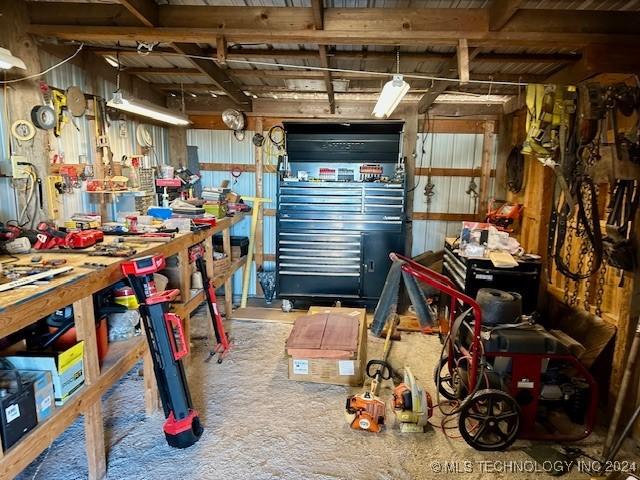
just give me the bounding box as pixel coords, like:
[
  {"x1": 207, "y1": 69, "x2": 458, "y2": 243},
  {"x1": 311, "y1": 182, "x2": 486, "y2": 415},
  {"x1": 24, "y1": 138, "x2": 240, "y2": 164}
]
[
  {"x1": 107, "y1": 92, "x2": 190, "y2": 126},
  {"x1": 372, "y1": 50, "x2": 409, "y2": 119},
  {"x1": 0, "y1": 47, "x2": 26, "y2": 71},
  {"x1": 372, "y1": 74, "x2": 410, "y2": 118}
]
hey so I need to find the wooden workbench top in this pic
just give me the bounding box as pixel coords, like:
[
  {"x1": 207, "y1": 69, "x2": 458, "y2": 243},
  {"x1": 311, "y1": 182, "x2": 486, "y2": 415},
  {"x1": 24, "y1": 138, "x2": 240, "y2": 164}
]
[{"x1": 0, "y1": 214, "x2": 245, "y2": 339}]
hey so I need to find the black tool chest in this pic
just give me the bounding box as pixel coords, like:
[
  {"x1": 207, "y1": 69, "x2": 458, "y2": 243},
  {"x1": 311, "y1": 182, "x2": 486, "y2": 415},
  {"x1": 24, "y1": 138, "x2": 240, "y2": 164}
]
[
  {"x1": 277, "y1": 121, "x2": 406, "y2": 307},
  {"x1": 442, "y1": 239, "x2": 542, "y2": 313}
]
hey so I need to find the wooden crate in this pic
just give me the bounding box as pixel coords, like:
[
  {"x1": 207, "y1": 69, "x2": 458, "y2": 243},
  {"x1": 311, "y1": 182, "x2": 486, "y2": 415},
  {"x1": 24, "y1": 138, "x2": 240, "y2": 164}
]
[{"x1": 287, "y1": 306, "x2": 367, "y2": 387}]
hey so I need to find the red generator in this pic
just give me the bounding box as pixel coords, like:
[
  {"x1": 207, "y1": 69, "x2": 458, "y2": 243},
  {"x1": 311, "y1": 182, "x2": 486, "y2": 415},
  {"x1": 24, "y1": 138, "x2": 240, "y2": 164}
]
[{"x1": 395, "y1": 254, "x2": 597, "y2": 451}]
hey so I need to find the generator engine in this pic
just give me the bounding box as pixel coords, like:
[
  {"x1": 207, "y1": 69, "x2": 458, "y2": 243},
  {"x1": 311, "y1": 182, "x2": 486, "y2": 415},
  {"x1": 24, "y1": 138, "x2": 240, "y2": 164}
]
[{"x1": 438, "y1": 288, "x2": 597, "y2": 450}]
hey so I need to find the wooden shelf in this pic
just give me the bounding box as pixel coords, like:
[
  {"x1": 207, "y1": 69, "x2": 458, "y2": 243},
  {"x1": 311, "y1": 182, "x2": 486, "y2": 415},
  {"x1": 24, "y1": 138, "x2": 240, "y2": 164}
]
[
  {"x1": 213, "y1": 256, "x2": 247, "y2": 287},
  {"x1": 0, "y1": 336, "x2": 146, "y2": 480}
]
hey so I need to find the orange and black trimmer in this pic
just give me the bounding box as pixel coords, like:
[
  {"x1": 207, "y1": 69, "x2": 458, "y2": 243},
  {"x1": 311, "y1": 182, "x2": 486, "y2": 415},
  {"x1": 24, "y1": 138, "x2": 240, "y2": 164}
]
[{"x1": 190, "y1": 246, "x2": 231, "y2": 363}]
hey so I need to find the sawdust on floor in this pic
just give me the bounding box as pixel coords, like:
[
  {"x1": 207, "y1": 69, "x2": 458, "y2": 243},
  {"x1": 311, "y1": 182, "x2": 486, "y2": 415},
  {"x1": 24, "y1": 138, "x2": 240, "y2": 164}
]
[{"x1": 16, "y1": 310, "x2": 633, "y2": 480}]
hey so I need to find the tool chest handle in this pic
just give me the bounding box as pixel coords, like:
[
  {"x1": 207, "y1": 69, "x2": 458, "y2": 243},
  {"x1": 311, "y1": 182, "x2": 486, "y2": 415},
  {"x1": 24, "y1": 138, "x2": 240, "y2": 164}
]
[{"x1": 164, "y1": 313, "x2": 189, "y2": 360}]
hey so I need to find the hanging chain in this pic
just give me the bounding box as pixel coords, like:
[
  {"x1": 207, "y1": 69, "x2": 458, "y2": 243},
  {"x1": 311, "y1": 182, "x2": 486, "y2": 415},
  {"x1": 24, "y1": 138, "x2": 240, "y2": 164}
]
[
  {"x1": 582, "y1": 240, "x2": 594, "y2": 312},
  {"x1": 595, "y1": 262, "x2": 607, "y2": 317},
  {"x1": 563, "y1": 221, "x2": 576, "y2": 306}
]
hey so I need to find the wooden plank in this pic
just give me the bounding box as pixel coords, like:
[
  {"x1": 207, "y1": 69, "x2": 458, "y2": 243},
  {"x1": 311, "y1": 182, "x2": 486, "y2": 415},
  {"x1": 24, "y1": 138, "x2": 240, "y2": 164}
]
[
  {"x1": 117, "y1": 0, "x2": 157, "y2": 27},
  {"x1": 27, "y1": 12, "x2": 640, "y2": 49},
  {"x1": 222, "y1": 228, "x2": 233, "y2": 318},
  {"x1": 72, "y1": 296, "x2": 106, "y2": 480},
  {"x1": 172, "y1": 43, "x2": 250, "y2": 108},
  {"x1": 404, "y1": 105, "x2": 418, "y2": 256},
  {"x1": 232, "y1": 306, "x2": 297, "y2": 324},
  {"x1": 318, "y1": 45, "x2": 335, "y2": 114},
  {"x1": 286, "y1": 313, "x2": 327, "y2": 349},
  {"x1": 488, "y1": 0, "x2": 524, "y2": 31},
  {"x1": 311, "y1": 0, "x2": 324, "y2": 29},
  {"x1": 457, "y1": 38, "x2": 469, "y2": 84},
  {"x1": 478, "y1": 120, "x2": 495, "y2": 219},
  {"x1": 216, "y1": 36, "x2": 227, "y2": 64},
  {"x1": 255, "y1": 116, "x2": 264, "y2": 296},
  {"x1": 125, "y1": 67, "x2": 201, "y2": 75},
  {"x1": 412, "y1": 212, "x2": 478, "y2": 222},
  {"x1": 142, "y1": 345, "x2": 159, "y2": 415},
  {"x1": 264, "y1": 208, "x2": 276, "y2": 217},
  {"x1": 321, "y1": 314, "x2": 359, "y2": 351},
  {"x1": 80, "y1": 45, "x2": 579, "y2": 65},
  {"x1": 546, "y1": 45, "x2": 640, "y2": 85},
  {"x1": 415, "y1": 167, "x2": 496, "y2": 177}
]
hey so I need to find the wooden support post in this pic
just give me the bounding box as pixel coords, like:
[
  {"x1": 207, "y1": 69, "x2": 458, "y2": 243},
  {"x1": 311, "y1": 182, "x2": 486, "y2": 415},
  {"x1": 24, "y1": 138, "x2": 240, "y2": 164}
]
[
  {"x1": 403, "y1": 105, "x2": 418, "y2": 255},
  {"x1": 478, "y1": 120, "x2": 495, "y2": 219},
  {"x1": 457, "y1": 39, "x2": 469, "y2": 84},
  {"x1": 222, "y1": 228, "x2": 233, "y2": 317},
  {"x1": 254, "y1": 117, "x2": 264, "y2": 297},
  {"x1": 203, "y1": 236, "x2": 215, "y2": 278},
  {"x1": 72, "y1": 296, "x2": 106, "y2": 480},
  {"x1": 216, "y1": 36, "x2": 227, "y2": 64}
]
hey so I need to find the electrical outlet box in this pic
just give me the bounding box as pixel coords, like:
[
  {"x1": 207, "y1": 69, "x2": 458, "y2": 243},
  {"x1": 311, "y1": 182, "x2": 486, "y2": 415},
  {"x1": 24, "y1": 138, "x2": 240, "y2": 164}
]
[{"x1": 10, "y1": 155, "x2": 29, "y2": 179}]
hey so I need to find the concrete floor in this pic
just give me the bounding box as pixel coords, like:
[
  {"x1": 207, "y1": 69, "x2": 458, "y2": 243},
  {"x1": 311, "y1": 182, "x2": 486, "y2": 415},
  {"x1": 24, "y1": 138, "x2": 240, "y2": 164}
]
[{"x1": 17, "y1": 310, "x2": 636, "y2": 480}]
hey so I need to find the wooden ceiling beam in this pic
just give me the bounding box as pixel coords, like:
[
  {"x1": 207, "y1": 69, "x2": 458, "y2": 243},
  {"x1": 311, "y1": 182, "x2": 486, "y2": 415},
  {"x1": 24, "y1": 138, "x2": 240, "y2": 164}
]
[
  {"x1": 311, "y1": 0, "x2": 335, "y2": 114},
  {"x1": 118, "y1": 0, "x2": 157, "y2": 27},
  {"x1": 124, "y1": 67, "x2": 202, "y2": 75},
  {"x1": 545, "y1": 45, "x2": 640, "y2": 84},
  {"x1": 87, "y1": 47, "x2": 579, "y2": 65},
  {"x1": 418, "y1": 47, "x2": 480, "y2": 113},
  {"x1": 150, "y1": 70, "x2": 545, "y2": 83},
  {"x1": 172, "y1": 43, "x2": 251, "y2": 108},
  {"x1": 26, "y1": 8, "x2": 640, "y2": 48},
  {"x1": 488, "y1": 0, "x2": 524, "y2": 31}
]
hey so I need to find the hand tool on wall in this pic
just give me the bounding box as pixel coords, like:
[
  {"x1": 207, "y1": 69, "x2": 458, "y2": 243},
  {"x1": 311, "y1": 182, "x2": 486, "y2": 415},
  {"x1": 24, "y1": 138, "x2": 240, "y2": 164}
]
[
  {"x1": 122, "y1": 255, "x2": 203, "y2": 448},
  {"x1": 191, "y1": 249, "x2": 231, "y2": 363},
  {"x1": 239, "y1": 196, "x2": 271, "y2": 309}
]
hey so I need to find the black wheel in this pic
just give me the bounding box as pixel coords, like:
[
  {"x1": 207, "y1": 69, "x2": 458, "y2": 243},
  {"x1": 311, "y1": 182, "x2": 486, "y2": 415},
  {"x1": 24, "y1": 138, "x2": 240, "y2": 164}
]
[
  {"x1": 433, "y1": 356, "x2": 457, "y2": 400},
  {"x1": 458, "y1": 389, "x2": 520, "y2": 451}
]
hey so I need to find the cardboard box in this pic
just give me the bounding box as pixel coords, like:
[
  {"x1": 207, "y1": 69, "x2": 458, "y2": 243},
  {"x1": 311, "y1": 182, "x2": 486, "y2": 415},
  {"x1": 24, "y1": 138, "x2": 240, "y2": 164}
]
[
  {"x1": 4, "y1": 342, "x2": 85, "y2": 406},
  {"x1": 19, "y1": 370, "x2": 55, "y2": 423},
  {"x1": 287, "y1": 307, "x2": 367, "y2": 387}
]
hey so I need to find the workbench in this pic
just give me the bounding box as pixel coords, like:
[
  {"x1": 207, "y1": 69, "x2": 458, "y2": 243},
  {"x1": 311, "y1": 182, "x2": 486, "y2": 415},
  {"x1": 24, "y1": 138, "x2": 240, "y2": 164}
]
[{"x1": 0, "y1": 213, "x2": 246, "y2": 480}]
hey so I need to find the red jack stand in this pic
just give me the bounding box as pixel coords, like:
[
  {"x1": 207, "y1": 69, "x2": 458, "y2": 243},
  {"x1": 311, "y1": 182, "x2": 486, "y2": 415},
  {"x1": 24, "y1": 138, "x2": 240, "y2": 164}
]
[{"x1": 191, "y1": 248, "x2": 232, "y2": 363}]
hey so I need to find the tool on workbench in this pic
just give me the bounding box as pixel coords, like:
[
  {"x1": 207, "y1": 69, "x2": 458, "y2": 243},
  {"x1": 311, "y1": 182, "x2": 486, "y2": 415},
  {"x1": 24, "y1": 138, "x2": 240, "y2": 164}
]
[
  {"x1": 82, "y1": 262, "x2": 109, "y2": 270},
  {"x1": 122, "y1": 255, "x2": 203, "y2": 448},
  {"x1": 0, "y1": 267, "x2": 74, "y2": 292},
  {"x1": 190, "y1": 246, "x2": 231, "y2": 363},
  {"x1": 345, "y1": 314, "x2": 398, "y2": 433},
  {"x1": 33, "y1": 222, "x2": 104, "y2": 250}
]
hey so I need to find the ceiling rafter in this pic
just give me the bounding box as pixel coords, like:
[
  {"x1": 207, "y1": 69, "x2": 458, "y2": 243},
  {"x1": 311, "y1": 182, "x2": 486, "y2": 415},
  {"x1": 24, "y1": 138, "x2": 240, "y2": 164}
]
[
  {"x1": 114, "y1": 0, "x2": 251, "y2": 109},
  {"x1": 488, "y1": 0, "x2": 525, "y2": 31},
  {"x1": 26, "y1": 8, "x2": 640, "y2": 49}
]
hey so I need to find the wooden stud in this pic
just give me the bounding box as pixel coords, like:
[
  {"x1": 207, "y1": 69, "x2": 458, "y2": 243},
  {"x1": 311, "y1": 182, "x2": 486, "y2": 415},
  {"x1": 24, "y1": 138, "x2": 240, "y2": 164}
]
[
  {"x1": 177, "y1": 250, "x2": 192, "y2": 351},
  {"x1": 403, "y1": 105, "x2": 418, "y2": 255},
  {"x1": 222, "y1": 228, "x2": 233, "y2": 318},
  {"x1": 478, "y1": 120, "x2": 495, "y2": 219},
  {"x1": 142, "y1": 346, "x2": 160, "y2": 415},
  {"x1": 216, "y1": 36, "x2": 227, "y2": 64},
  {"x1": 72, "y1": 296, "x2": 106, "y2": 480},
  {"x1": 254, "y1": 117, "x2": 265, "y2": 296},
  {"x1": 457, "y1": 39, "x2": 470, "y2": 85}
]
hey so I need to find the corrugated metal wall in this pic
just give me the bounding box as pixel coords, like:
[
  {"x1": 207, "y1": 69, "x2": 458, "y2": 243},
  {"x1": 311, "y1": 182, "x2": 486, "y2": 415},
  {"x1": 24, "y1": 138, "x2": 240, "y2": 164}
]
[
  {"x1": 0, "y1": 89, "x2": 18, "y2": 223},
  {"x1": 38, "y1": 51, "x2": 171, "y2": 221},
  {"x1": 187, "y1": 129, "x2": 277, "y2": 297},
  {"x1": 412, "y1": 132, "x2": 496, "y2": 255}
]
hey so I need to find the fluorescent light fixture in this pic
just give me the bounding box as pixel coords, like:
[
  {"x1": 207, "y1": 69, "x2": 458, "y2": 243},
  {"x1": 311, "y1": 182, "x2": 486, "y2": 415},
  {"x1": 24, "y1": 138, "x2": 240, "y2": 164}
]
[
  {"x1": 372, "y1": 74, "x2": 409, "y2": 119},
  {"x1": 104, "y1": 55, "x2": 120, "y2": 68},
  {"x1": 0, "y1": 47, "x2": 26, "y2": 71},
  {"x1": 107, "y1": 92, "x2": 190, "y2": 126}
]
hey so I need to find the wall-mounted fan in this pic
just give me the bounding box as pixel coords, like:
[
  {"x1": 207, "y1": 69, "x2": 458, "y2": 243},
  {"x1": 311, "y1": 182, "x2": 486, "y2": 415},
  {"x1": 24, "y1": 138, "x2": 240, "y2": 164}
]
[{"x1": 222, "y1": 108, "x2": 246, "y2": 141}]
